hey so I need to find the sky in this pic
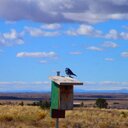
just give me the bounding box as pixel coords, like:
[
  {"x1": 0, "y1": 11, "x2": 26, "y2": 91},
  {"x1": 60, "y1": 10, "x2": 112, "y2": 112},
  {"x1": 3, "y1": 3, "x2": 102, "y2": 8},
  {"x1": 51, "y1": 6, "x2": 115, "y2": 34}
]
[{"x1": 0, "y1": 0, "x2": 128, "y2": 92}]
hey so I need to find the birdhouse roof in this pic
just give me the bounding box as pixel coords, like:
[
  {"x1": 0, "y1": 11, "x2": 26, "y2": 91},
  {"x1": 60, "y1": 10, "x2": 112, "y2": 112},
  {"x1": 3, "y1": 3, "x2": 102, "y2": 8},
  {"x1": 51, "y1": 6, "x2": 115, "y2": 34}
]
[{"x1": 49, "y1": 76, "x2": 83, "y2": 85}]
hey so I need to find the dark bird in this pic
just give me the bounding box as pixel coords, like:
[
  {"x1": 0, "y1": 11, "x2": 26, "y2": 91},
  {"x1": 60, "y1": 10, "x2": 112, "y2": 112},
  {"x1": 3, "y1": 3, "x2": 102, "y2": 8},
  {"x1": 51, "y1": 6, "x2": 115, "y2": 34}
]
[{"x1": 65, "y1": 68, "x2": 77, "y2": 78}]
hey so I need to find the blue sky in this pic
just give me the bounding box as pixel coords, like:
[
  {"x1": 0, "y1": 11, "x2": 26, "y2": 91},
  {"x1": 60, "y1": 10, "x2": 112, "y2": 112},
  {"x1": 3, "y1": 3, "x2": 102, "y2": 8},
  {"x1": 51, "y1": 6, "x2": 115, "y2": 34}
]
[{"x1": 0, "y1": 0, "x2": 128, "y2": 92}]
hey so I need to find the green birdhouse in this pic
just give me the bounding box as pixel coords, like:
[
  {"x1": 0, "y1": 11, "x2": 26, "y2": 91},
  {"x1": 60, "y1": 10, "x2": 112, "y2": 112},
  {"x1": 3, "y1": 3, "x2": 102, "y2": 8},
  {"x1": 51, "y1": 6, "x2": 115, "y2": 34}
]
[{"x1": 50, "y1": 76, "x2": 83, "y2": 118}]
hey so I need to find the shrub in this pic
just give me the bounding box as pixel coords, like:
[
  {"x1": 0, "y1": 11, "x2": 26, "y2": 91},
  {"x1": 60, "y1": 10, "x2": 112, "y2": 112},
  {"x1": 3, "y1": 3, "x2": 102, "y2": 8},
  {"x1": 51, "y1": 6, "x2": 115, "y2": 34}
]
[
  {"x1": 120, "y1": 111, "x2": 127, "y2": 118},
  {"x1": 113, "y1": 102, "x2": 119, "y2": 105},
  {"x1": 95, "y1": 98, "x2": 108, "y2": 109},
  {"x1": 39, "y1": 100, "x2": 50, "y2": 109},
  {"x1": 30, "y1": 100, "x2": 50, "y2": 109},
  {"x1": 81, "y1": 102, "x2": 84, "y2": 107},
  {"x1": 19, "y1": 101, "x2": 24, "y2": 106}
]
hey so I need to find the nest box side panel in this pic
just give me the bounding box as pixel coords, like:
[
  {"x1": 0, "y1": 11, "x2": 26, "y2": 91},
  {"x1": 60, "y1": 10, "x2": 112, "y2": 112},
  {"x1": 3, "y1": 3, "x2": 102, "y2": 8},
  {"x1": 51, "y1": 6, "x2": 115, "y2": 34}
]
[{"x1": 51, "y1": 81, "x2": 60, "y2": 109}]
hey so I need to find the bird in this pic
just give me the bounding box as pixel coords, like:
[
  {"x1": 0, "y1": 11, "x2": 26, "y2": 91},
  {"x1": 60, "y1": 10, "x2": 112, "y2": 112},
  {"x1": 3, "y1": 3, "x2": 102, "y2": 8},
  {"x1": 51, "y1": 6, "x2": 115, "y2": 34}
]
[{"x1": 65, "y1": 68, "x2": 77, "y2": 78}]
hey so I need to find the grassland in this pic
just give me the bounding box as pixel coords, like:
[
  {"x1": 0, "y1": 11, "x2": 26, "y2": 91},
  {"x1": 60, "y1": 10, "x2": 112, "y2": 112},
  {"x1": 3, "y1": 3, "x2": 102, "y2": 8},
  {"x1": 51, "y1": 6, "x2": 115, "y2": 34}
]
[{"x1": 0, "y1": 105, "x2": 128, "y2": 128}]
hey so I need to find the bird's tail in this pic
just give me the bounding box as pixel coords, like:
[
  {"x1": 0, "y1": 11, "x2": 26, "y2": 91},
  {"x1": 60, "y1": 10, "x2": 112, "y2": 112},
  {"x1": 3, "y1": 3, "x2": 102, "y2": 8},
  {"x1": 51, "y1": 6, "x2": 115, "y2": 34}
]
[{"x1": 73, "y1": 73, "x2": 77, "y2": 77}]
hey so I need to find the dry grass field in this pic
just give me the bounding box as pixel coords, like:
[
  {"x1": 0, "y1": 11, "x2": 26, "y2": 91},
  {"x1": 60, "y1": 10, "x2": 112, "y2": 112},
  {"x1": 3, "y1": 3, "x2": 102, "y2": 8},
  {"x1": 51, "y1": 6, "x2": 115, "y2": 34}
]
[{"x1": 0, "y1": 105, "x2": 128, "y2": 128}]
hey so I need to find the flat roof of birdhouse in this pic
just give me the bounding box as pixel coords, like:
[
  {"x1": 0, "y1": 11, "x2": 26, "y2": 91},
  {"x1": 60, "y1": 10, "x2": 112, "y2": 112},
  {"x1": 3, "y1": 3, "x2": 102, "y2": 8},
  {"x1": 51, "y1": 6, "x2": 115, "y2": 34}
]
[{"x1": 49, "y1": 76, "x2": 83, "y2": 85}]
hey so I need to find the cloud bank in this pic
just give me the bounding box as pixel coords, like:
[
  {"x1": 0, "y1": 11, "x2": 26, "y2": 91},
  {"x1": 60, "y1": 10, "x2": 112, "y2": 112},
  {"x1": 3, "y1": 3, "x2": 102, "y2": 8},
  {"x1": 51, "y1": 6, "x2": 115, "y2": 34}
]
[{"x1": 1, "y1": 0, "x2": 128, "y2": 23}]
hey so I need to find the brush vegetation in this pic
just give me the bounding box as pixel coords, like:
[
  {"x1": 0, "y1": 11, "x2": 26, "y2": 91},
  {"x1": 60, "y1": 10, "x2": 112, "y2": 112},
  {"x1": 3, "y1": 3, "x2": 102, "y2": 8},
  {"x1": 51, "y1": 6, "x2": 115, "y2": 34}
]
[{"x1": 0, "y1": 105, "x2": 128, "y2": 128}]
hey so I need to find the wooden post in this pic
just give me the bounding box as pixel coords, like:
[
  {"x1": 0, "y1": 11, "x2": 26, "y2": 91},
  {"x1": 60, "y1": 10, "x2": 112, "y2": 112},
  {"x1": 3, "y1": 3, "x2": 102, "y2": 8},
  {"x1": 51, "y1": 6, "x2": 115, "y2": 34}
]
[{"x1": 56, "y1": 118, "x2": 59, "y2": 128}]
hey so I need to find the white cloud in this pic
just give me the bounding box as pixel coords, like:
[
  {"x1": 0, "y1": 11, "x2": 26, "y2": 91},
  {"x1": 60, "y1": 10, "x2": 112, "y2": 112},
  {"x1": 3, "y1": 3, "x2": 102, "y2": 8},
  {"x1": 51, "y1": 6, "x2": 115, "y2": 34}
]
[
  {"x1": 67, "y1": 24, "x2": 128, "y2": 40},
  {"x1": 3, "y1": 29, "x2": 19, "y2": 39},
  {"x1": 0, "y1": 81, "x2": 50, "y2": 92},
  {"x1": 87, "y1": 46, "x2": 103, "y2": 51},
  {"x1": 105, "y1": 58, "x2": 114, "y2": 61},
  {"x1": 99, "y1": 81, "x2": 122, "y2": 85},
  {"x1": 122, "y1": 25, "x2": 128, "y2": 30},
  {"x1": 0, "y1": 29, "x2": 24, "y2": 46},
  {"x1": 25, "y1": 26, "x2": 60, "y2": 37},
  {"x1": 84, "y1": 81, "x2": 128, "y2": 86},
  {"x1": 102, "y1": 41, "x2": 118, "y2": 48},
  {"x1": 77, "y1": 25, "x2": 95, "y2": 35},
  {"x1": 16, "y1": 51, "x2": 57, "y2": 58},
  {"x1": 5, "y1": 21, "x2": 16, "y2": 24},
  {"x1": 84, "y1": 81, "x2": 97, "y2": 85},
  {"x1": 105, "y1": 29, "x2": 119, "y2": 39},
  {"x1": 40, "y1": 60, "x2": 48, "y2": 64},
  {"x1": 41, "y1": 23, "x2": 61, "y2": 30},
  {"x1": 67, "y1": 24, "x2": 102, "y2": 37},
  {"x1": 70, "y1": 51, "x2": 82, "y2": 55},
  {"x1": 0, "y1": 81, "x2": 49, "y2": 86},
  {"x1": 0, "y1": 80, "x2": 128, "y2": 92},
  {"x1": 105, "y1": 29, "x2": 128, "y2": 40},
  {"x1": 120, "y1": 32, "x2": 128, "y2": 39},
  {"x1": 30, "y1": 81, "x2": 50, "y2": 85},
  {"x1": 82, "y1": 81, "x2": 128, "y2": 91},
  {"x1": 121, "y1": 52, "x2": 128, "y2": 58},
  {"x1": 0, "y1": 81, "x2": 25, "y2": 85}
]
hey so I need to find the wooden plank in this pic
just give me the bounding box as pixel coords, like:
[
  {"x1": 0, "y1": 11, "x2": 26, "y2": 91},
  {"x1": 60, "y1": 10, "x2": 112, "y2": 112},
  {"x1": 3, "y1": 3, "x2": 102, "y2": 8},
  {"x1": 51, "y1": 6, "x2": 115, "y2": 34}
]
[
  {"x1": 49, "y1": 76, "x2": 83, "y2": 85},
  {"x1": 60, "y1": 85, "x2": 73, "y2": 110},
  {"x1": 51, "y1": 109, "x2": 65, "y2": 118}
]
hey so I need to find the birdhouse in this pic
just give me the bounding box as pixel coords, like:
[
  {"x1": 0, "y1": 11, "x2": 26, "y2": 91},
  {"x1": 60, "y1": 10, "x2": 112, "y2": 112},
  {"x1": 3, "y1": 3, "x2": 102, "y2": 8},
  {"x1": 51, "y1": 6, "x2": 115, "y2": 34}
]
[{"x1": 49, "y1": 76, "x2": 83, "y2": 118}]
